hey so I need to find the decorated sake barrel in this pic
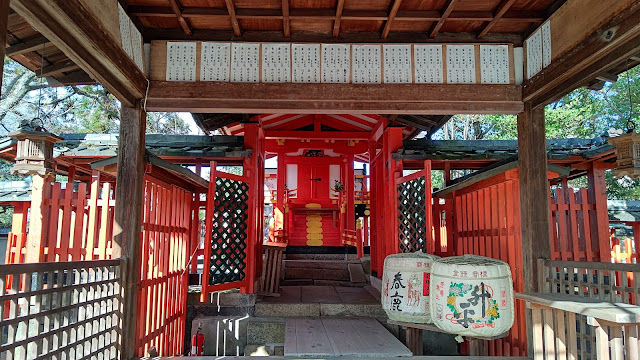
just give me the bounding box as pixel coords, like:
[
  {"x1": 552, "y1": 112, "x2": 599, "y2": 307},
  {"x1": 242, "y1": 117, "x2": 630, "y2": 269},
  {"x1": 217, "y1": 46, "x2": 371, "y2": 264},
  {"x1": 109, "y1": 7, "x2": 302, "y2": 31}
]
[
  {"x1": 429, "y1": 255, "x2": 514, "y2": 337},
  {"x1": 381, "y1": 252, "x2": 440, "y2": 323}
]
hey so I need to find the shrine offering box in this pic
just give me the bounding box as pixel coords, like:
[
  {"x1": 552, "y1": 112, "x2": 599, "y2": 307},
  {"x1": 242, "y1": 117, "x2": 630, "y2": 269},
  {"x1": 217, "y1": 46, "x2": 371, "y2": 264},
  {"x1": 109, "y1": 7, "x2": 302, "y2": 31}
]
[
  {"x1": 381, "y1": 253, "x2": 440, "y2": 323},
  {"x1": 430, "y1": 255, "x2": 515, "y2": 337}
]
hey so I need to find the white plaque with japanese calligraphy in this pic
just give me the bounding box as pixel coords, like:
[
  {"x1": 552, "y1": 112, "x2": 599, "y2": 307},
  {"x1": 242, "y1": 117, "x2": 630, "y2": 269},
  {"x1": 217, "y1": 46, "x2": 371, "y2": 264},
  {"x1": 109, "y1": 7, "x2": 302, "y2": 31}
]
[
  {"x1": 446, "y1": 45, "x2": 476, "y2": 84},
  {"x1": 526, "y1": 29, "x2": 543, "y2": 79},
  {"x1": 200, "y1": 42, "x2": 230, "y2": 82},
  {"x1": 480, "y1": 45, "x2": 510, "y2": 84},
  {"x1": 130, "y1": 24, "x2": 144, "y2": 71},
  {"x1": 542, "y1": 21, "x2": 552, "y2": 68},
  {"x1": 231, "y1": 43, "x2": 260, "y2": 83},
  {"x1": 292, "y1": 44, "x2": 320, "y2": 83},
  {"x1": 118, "y1": 4, "x2": 133, "y2": 61},
  {"x1": 352, "y1": 45, "x2": 381, "y2": 84},
  {"x1": 166, "y1": 42, "x2": 197, "y2": 82},
  {"x1": 262, "y1": 43, "x2": 291, "y2": 83},
  {"x1": 414, "y1": 45, "x2": 443, "y2": 84},
  {"x1": 383, "y1": 45, "x2": 412, "y2": 84},
  {"x1": 321, "y1": 44, "x2": 350, "y2": 83}
]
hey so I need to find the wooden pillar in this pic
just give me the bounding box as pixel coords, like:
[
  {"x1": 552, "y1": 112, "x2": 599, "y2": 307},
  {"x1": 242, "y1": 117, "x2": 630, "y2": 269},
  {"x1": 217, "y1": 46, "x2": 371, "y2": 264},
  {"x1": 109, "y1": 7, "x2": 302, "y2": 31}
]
[
  {"x1": 0, "y1": 0, "x2": 10, "y2": 90},
  {"x1": 276, "y1": 151, "x2": 286, "y2": 233},
  {"x1": 587, "y1": 161, "x2": 611, "y2": 261},
  {"x1": 382, "y1": 127, "x2": 403, "y2": 257},
  {"x1": 517, "y1": 103, "x2": 551, "y2": 292},
  {"x1": 242, "y1": 122, "x2": 265, "y2": 294},
  {"x1": 112, "y1": 100, "x2": 146, "y2": 360},
  {"x1": 346, "y1": 153, "x2": 355, "y2": 232},
  {"x1": 25, "y1": 174, "x2": 53, "y2": 263}
]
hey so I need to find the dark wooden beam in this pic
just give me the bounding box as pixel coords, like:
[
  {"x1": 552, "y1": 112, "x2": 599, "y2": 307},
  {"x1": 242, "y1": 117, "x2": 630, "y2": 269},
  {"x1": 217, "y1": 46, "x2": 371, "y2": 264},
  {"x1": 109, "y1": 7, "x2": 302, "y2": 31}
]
[
  {"x1": 523, "y1": 1, "x2": 640, "y2": 108},
  {"x1": 36, "y1": 60, "x2": 80, "y2": 77},
  {"x1": 5, "y1": 35, "x2": 50, "y2": 56},
  {"x1": 517, "y1": 102, "x2": 551, "y2": 292},
  {"x1": 0, "y1": 0, "x2": 10, "y2": 92},
  {"x1": 129, "y1": 5, "x2": 545, "y2": 24},
  {"x1": 142, "y1": 28, "x2": 524, "y2": 45},
  {"x1": 168, "y1": 0, "x2": 192, "y2": 35},
  {"x1": 282, "y1": 0, "x2": 290, "y2": 38},
  {"x1": 112, "y1": 100, "x2": 146, "y2": 359},
  {"x1": 332, "y1": 0, "x2": 345, "y2": 38},
  {"x1": 225, "y1": 0, "x2": 242, "y2": 36},
  {"x1": 477, "y1": 0, "x2": 517, "y2": 39},
  {"x1": 12, "y1": 0, "x2": 147, "y2": 106},
  {"x1": 430, "y1": 0, "x2": 458, "y2": 38},
  {"x1": 381, "y1": 0, "x2": 403, "y2": 39},
  {"x1": 146, "y1": 81, "x2": 523, "y2": 114},
  {"x1": 394, "y1": 115, "x2": 435, "y2": 131}
]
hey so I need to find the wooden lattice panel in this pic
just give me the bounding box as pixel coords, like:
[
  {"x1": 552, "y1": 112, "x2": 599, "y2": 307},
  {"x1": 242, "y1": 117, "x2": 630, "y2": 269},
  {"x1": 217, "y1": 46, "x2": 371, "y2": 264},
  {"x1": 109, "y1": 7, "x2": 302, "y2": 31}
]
[
  {"x1": 397, "y1": 176, "x2": 427, "y2": 253},
  {"x1": 209, "y1": 177, "x2": 249, "y2": 285}
]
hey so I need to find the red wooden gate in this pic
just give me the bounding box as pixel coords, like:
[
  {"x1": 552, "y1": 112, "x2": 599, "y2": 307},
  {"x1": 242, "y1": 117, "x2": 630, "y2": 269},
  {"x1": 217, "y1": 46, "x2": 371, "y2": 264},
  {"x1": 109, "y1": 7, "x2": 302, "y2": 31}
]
[{"x1": 201, "y1": 162, "x2": 256, "y2": 299}]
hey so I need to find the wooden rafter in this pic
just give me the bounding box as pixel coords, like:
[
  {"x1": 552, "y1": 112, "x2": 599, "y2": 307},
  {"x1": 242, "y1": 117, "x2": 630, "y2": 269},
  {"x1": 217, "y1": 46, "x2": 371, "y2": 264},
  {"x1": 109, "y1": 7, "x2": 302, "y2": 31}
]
[
  {"x1": 36, "y1": 60, "x2": 81, "y2": 77},
  {"x1": 5, "y1": 36, "x2": 50, "y2": 56},
  {"x1": 128, "y1": 6, "x2": 546, "y2": 25},
  {"x1": 381, "y1": 0, "x2": 403, "y2": 39},
  {"x1": 225, "y1": 0, "x2": 242, "y2": 37},
  {"x1": 429, "y1": 0, "x2": 459, "y2": 39},
  {"x1": 167, "y1": 0, "x2": 192, "y2": 36},
  {"x1": 282, "y1": 0, "x2": 290, "y2": 38},
  {"x1": 477, "y1": 0, "x2": 517, "y2": 39},
  {"x1": 332, "y1": 0, "x2": 345, "y2": 38}
]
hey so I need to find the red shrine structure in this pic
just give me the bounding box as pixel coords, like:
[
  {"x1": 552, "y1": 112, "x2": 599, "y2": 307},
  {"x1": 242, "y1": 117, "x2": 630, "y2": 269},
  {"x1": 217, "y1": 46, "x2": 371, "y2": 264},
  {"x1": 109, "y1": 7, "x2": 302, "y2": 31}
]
[{"x1": 1, "y1": 1, "x2": 640, "y2": 360}]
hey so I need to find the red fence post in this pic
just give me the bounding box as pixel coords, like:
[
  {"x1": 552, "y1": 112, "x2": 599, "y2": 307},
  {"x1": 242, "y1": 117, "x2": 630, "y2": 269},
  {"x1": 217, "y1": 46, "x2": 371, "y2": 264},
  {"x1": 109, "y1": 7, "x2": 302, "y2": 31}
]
[{"x1": 588, "y1": 161, "x2": 611, "y2": 262}]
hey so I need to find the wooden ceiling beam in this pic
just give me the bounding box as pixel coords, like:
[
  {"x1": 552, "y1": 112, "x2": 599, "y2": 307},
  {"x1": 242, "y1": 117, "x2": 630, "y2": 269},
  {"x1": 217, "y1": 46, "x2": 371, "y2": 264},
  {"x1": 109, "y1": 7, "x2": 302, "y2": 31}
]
[
  {"x1": 35, "y1": 60, "x2": 81, "y2": 77},
  {"x1": 167, "y1": 0, "x2": 192, "y2": 36},
  {"x1": 429, "y1": 0, "x2": 459, "y2": 39},
  {"x1": 282, "y1": 0, "x2": 290, "y2": 38},
  {"x1": 5, "y1": 35, "x2": 50, "y2": 56},
  {"x1": 11, "y1": 0, "x2": 147, "y2": 106},
  {"x1": 146, "y1": 81, "x2": 523, "y2": 114},
  {"x1": 332, "y1": 0, "x2": 345, "y2": 38},
  {"x1": 128, "y1": 6, "x2": 545, "y2": 25},
  {"x1": 225, "y1": 0, "x2": 242, "y2": 36},
  {"x1": 477, "y1": 0, "x2": 517, "y2": 39},
  {"x1": 381, "y1": 0, "x2": 403, "y2": 39},
  {"x1": 143, "y1": 29, "x2": 524, "y2": 45}
]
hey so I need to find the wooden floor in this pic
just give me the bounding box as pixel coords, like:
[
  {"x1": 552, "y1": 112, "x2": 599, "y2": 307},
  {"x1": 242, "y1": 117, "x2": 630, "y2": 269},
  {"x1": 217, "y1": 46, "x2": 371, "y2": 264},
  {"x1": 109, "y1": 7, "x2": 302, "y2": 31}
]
[{"x1": 285, "y1": 317, "x2": 412, "y2": 358}]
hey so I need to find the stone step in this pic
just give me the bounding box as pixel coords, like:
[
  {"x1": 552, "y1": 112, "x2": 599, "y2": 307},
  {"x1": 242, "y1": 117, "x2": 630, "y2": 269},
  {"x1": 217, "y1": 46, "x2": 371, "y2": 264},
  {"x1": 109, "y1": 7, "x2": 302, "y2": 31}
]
[
  {"x1": 284, "y1": 253, "x2": 359, "y2": 261},
  {"x1": 283, "y1": 259, "x2": 360, "y2": 270},
  {"x1": 280, "y1": 279, "x2": 314, "y2": 286},
  {"x1": 284, "y1": 267, "x2": 350, "y2": 281},
  {"x1": 254, "y1": 302, "x2": 387, "y2": 317},
  {"x1": 313, "y1": 279, "x2": 367, "y2": 287}
]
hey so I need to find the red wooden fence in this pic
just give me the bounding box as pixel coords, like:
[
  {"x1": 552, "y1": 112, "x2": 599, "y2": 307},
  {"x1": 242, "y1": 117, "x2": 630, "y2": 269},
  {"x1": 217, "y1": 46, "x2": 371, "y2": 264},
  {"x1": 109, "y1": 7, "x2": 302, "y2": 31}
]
[
  {"x1": 135, "y1": 176, "x2": 192, "y2": 357},
  {"x1": 549, "y1": 186, "x2": 609, "y2": 262},
  {"x1": 4, "y1": 171, "x2": 116, "y2": 264},
  {"x1": 452, "y1": 171, "x2": 526, "y2": 357}
]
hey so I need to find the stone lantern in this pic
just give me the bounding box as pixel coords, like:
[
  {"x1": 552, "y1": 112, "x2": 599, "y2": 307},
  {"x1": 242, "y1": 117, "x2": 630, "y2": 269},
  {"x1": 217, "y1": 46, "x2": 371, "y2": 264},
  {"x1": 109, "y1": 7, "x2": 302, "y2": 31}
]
[
  {"x1": 8, "y1": 122, "x2": 62, "y2": 177},
  {"x1": 608, "y1": 132, "x2": 640, "y2": 178}
]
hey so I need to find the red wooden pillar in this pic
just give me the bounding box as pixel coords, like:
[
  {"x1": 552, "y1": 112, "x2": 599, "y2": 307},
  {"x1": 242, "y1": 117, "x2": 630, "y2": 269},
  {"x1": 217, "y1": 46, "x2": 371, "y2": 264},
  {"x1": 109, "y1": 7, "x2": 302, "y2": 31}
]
[
  {"x1": 276, "y1": 151, "x2": 286, "y2": 236},
  {"x1": 346, "y1": 153, "x2": 356, "y2": 232},
  {"x1": 587, "y1": 160, "x2": 611, "y2": 262},
  {"x1": 424, "y1": 160, "x2": 434, "y2": 254},
  {"x1": 243, "y1": 122, "x2": 265, "y2": 294},
  {"x1": 190, "y1": 161, "x2": 202, "y2": 274},
  {"x1": 382, "y1": 126, "x2": 403, "y2": 258}
]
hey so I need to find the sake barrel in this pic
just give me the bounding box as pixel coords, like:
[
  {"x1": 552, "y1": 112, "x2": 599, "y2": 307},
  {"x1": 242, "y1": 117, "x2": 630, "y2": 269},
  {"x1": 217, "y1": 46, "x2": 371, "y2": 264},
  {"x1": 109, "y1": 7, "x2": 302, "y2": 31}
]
[
  {"x1": 429, "y1": 255, "x2": 514, "y2": 337},
  {"x1": 381, "y1": 252, "x2": 440, "y2": 323}
]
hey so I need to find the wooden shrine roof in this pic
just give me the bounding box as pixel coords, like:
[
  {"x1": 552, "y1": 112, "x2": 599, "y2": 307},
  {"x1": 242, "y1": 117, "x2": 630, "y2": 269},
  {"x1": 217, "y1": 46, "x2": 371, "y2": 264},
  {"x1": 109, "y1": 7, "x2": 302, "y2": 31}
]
[{"x1": 398, "y1": 136, "x2": 616, "y2": 173}]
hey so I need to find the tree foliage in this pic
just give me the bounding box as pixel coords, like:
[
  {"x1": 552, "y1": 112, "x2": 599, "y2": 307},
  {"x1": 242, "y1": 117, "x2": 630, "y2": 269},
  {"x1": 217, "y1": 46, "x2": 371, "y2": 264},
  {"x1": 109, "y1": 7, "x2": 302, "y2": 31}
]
[{"x1": 1, "y1": 58, "x2": 191, "y2": 136}]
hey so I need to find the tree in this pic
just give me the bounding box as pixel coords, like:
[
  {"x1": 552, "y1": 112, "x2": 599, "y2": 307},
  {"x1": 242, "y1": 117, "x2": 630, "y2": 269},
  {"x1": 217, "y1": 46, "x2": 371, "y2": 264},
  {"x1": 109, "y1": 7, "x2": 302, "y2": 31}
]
[{"x1": 1, "y1": 58, "x2": 191, "y2": 136}]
